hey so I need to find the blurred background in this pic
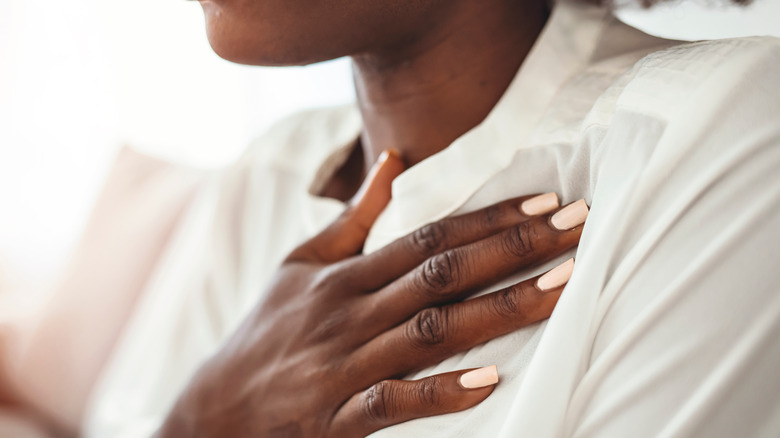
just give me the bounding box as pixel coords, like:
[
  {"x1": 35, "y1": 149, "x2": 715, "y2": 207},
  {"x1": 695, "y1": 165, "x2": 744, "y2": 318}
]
[
  {"x1": 0, "y1": 0, "x2": 778, "y2": 315},
  {"x1": 0, "y1": 0, "x2": 357, "y2": 308}
]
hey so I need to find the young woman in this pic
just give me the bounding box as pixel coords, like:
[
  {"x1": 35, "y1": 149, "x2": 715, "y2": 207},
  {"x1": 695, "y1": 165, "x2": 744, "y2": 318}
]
[{"x1": 60, "y1": 0, "x2": 780, "y2": 436}]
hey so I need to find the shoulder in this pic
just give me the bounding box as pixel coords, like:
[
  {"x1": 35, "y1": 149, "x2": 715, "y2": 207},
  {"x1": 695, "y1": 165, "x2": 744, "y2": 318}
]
[
  {"x1": 638, "y1": 35, "x2": 780, "y2": 69},
  {"x1": 583, "y1": 36, "x2": 779, "y2": 144},
  {"x1": 583, "y1": 36, "x2": 780, "y2": 190},
  {"x1": 616, "y1": 36, "x2": 779, "y2": 121}
]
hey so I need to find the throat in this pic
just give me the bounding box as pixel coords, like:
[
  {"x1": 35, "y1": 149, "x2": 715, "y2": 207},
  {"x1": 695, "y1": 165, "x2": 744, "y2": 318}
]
[
  {"x1": 351, "y1": 0, "x2": 550, "y2": 172},
  {"x1": 319, "y1": 0, "x2": 550, "y2": 202}
]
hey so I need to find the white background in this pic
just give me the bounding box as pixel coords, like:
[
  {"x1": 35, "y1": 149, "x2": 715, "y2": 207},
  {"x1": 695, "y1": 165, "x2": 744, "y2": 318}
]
[
  {"x1": 0, "y1": 0, "x2": 777, "y2": 305},
  {"x1": 0, "y1": 0, "x2": 355, "y2": 302}
]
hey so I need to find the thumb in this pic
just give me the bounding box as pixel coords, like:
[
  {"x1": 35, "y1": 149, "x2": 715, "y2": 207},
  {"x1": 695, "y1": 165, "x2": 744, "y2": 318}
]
[{"x1": 288, "y1": 149, "x2": 405, "y2": 263}]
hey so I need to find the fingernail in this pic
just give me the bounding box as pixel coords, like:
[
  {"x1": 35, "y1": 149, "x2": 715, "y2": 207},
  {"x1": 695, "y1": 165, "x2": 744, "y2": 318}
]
[
  {"x1": 459, "y1": 365, "x2": 499, "y2": 389},
  {"x1": 364, "y1": 149, "x2": 400, "y2": 182},
  {"x1": 352, "y1": 149, "x2": 402, "y2": 205},
  {"x1": 520, "y1": 192, "x2": 559, "y2": 216},
  {"x1": 551, "y1": 199, "x2": 589, "y2": 230},
  {"x1": 374, "y1": 148, "x2": 400, "y2": 168},
  {"x1": 371, "y1": 150, "x2": 390, "y2": 173},
  {"x1": 536, "y1": 258, "x2": 575, "y2": 291}
]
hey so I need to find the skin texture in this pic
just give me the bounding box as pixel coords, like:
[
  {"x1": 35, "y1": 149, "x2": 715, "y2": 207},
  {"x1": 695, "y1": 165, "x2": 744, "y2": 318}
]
[
  {"x1": 0, "y1": 0, "x2": 750, "y2": 435},
  {"x1": 158, "y1": 152, "x2": 585, "y2": 437},
  {"x1": 160, "y1": 0, "x2": 574, "y2": 436},
  {"x1": 198, "y1": 0, "x2": 550, "y2": 197}
]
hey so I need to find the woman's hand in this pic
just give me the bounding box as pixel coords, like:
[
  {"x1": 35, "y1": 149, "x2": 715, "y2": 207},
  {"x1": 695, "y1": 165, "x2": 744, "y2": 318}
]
[{"x1": 157, "y1": 151, "x2": 588, "y2": 438}]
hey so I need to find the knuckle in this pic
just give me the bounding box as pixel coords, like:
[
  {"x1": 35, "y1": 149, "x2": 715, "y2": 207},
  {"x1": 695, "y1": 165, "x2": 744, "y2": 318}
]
[
  {"x1": 416, "y1": 252, "x2": 459, "y2": 295},
  {"x1": 305, "y1": 305, "x2": 349, "y2": 344},
  {"x1": 503, "y1": 221, "x2": 537, "y2": 259},
  {"x1": 310, "y1": 264, "x2": 347, "y2": 294},
  {"x1": 407, "y1": 307, "x2": 449, "y2": 347},
  {"x1": 410, "y1": 222, "x2": 447, "y2": 257},
  {"x1": 492, "y1": 286, "x2": 523, "y2": 318},
  {"x1": 284, "y1": 246, "x2": 312, "y2": 264},
  {"x1": 483, "y1": 203, "x2": 508, "y2": 227},
  {"x1": 416, "y1": 376, "x2": 441, "y2": 407},
  {"x1": 341, "y1": 205, "x2": 367, "y2": 231},
  {"x1": 364, "y1": 381, "x2": 393, "y2": 423}
]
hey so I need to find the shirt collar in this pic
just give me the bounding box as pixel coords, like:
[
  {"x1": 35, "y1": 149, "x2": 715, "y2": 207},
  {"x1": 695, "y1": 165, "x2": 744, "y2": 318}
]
[
  {"x1": 362, "y1": 0, "x2": 612, "y2": 253},
  {"x1": 306, "y1": 0, "x2": 628, "y2": 251}
]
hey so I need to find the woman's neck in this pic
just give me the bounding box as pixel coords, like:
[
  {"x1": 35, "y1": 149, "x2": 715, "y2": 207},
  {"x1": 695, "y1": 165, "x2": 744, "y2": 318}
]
[
  {"x1": 354, "y1": 0, "x2": 549, "y2": 169},
  {"x1": 321, "y1": 0, "x2": 549, "y2": 201}
]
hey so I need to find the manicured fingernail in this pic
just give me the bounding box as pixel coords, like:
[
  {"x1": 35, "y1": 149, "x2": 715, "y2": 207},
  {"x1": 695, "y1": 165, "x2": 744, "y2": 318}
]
[
  {"x1": 375, "y1": 148, "x2": 401, "y2": 167},
  {"x1": 353, "y1": 149, "x2": 402, "y2": 205},
  {"x1": 377, "y1": 148, "x2": 397, "y2": 163},
  {"x1": 536, "y1": 258, "x2": 575, "y2": 291},
  {"x1": 370, "y1": 149, "x2": 400, "y2": 171},
  {"x1": 363, "y1": 149, "x2": 399, "y2": 186},
  {"x1": 459, "y1": 365, "x2": 499, "y2": 389},
  {"x1": 520, "y1": 192, "x2": 559, "y2": 216},
  {"x1": 551, "y1": 199, "x2": 589, "y2": 230}
]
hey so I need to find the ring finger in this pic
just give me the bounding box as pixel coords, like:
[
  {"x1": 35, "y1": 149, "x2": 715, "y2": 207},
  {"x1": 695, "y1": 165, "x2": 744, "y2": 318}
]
[{"x1": 349, "y1": 258, "x2": 575, "y2": 386}]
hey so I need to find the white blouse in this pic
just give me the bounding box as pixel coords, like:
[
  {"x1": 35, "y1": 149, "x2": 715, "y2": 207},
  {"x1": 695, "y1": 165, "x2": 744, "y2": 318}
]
[{"x1": 84, "y1": 0, "x2": 780, "y2": 437}]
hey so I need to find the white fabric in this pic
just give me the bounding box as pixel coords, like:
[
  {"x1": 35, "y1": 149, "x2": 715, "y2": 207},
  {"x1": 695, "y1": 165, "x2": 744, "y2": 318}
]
[
  {"x1": 613, "y1": 0, "x2": 780, "y2": 41},
  {"x1": 83, "y1": 0, "x2": 780, "y2": 436}
]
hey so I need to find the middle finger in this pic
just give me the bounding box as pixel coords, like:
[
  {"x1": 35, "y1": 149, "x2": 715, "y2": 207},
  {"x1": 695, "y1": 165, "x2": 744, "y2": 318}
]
[
  {"x1": 361, "y1": 199, "x2": 588, "y2": 336},
  {"x1": 340, "y1": 193, "x2": 561, "y2": 291},
  {"x1": 349, "y1": 258, "x2": 575, "y2": 387}
]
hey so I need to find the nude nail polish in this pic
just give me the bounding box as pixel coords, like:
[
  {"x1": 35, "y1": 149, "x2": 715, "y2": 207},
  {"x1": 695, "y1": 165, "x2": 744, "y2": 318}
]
[
  {"x1": 520, "y1": 192, "x2": 559, "y2": 216},
  {"x1": 371, "y1": 149, "x2": 400, "y2": 171},
  {"x1": 459, "y1": 365, "x2": 499, "y2": 389},
  {"x1": 536, "y1": 258, "x2": 575, "y2": 291},
  {"x1": 551, "y1": 199, "x2": 589, "y2": 230}
]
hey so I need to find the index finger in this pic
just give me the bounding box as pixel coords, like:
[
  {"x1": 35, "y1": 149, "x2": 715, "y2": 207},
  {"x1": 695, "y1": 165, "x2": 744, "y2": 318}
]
[{"x1": 342, "y1": 192, "x2": 561, "y2": 290}]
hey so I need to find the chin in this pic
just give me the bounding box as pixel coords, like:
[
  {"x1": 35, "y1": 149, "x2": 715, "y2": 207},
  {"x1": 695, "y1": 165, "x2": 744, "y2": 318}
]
[
  {"x1": 202, "y1": 9, "x2": 345, "y2": 67},
  {"x1": 206, "y1": 36, "x2": 330, "y2": 67}
]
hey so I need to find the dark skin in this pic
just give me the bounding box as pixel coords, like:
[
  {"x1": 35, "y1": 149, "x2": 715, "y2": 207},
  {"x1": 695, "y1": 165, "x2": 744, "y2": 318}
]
[
  {"x1": 196, "y1": 0, "x2": 550, "y2": 197},
  {"x1": 351, "y1": 0, "x2": 549, "y2": 175},
  {"x1": 159, "y1": 153, "x2": 584, "y2": 437},
  {"x1": 159, "y1": 0, "x2": 574, "y2": 436},
  {"x1": 327, "y1": 0, "x2": 548, "y2": 199}
]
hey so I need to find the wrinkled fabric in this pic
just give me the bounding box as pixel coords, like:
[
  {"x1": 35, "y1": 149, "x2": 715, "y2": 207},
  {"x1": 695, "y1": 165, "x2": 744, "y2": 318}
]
[{"x1": 84, "y1": 0, "x2": 780, "y2": 436}]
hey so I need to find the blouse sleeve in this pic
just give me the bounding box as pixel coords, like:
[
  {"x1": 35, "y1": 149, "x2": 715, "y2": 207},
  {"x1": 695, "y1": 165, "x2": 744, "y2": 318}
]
[{"x1": 564, "y1": 37, "x2": 780, "y2": 437}]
